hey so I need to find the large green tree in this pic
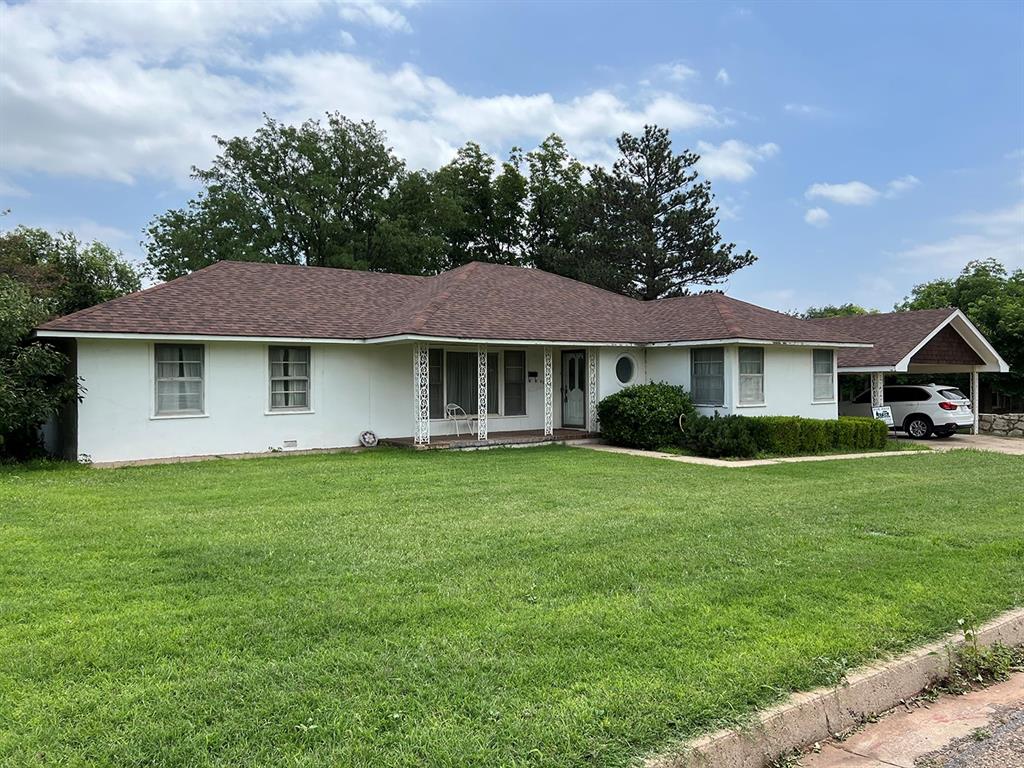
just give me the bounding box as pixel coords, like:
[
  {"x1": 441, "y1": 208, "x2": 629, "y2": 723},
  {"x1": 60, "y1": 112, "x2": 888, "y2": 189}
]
[
  {"x1": 522, "y1": 135, "x2": 621, "y2": 288},
  {"x1": 145, "y1": 116, "x2": 755, "y2": 296},
  {"x1": 146, "y1": 114, "x2": 407, "y2": 280},
  {"x1": 897, "y1": 258, "x2": 1023, "y2": 405},
  {"x1": 431, "y1": 142, "x2": 528, "y2": 269},
  {"x1": 1, "y1": 227, "x2": 141, "y2": 316},
  {"x1": 802, "y1": 303, "x2": 878, "y2": 319},
  {"x1": 0, "y1": 226, "x2": 142, "y2": 458},
  {"x1": 590, "y1": 125, "x2": 756, "y2": 300}
]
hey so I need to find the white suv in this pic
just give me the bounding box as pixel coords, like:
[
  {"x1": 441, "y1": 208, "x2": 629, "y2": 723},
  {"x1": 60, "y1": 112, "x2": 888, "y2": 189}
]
[{"x1": 841, "y1": 383, "x2": 974, "y2": 439}]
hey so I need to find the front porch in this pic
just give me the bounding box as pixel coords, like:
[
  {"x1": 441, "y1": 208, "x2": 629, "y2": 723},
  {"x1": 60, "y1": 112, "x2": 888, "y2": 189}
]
[
  {"x1": 409, "y1": 342, "x2": 600, "y2": 446},
  {"x1": 382, "y1": 428, "x2": 598, "y2": 451}
]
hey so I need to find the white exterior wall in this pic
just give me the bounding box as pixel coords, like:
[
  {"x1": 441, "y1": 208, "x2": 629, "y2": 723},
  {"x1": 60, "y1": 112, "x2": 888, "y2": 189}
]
[
  {"x1": 76, "y1": 340, "x2": 598, "y2": 462},
  {"x1": 77, "y1": 339, "x2": 416, "y2": 463},
  {"x1": 75, "y1": 339, "x2": 838, "y2": 463},
  {"x1": 644, "y1": 344, "x2": 839, "y2": 419}
]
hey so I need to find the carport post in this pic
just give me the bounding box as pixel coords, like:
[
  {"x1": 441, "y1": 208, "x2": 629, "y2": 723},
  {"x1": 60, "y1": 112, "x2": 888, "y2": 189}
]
[
  {"x1": 870, "y1": 371, "x2": 885, "y2": 408},
  {"x1": 970, "y1": 370, "x2": 980, "y2": 435}
]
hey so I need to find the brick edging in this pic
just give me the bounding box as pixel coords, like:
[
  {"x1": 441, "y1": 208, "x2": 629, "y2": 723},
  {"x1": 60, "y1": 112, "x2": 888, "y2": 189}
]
[{"x1": 645, "y1": 606, "x2": 1024, "y2": 768}]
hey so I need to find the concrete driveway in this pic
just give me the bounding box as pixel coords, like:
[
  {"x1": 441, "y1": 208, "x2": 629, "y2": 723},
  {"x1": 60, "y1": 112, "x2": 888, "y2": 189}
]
[{"x1": 893, "y1": 433, "x2": 1024, "y2": 456}]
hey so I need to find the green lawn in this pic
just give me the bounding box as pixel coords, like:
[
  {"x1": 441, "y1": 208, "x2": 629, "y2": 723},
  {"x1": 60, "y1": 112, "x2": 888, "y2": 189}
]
[{"x1": 2, "y1": 447, "x2": 1022, "y2": 767}]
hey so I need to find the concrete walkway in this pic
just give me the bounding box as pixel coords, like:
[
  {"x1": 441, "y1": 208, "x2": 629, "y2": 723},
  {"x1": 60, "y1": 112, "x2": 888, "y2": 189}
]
[
  {"x1": 896, "y1": 432, "x2": 1024, "y2": 456},
  {"x1": 799, "y1": 673, "x2": 1024, "y2": 767},
  {"x1": 573, "y1": 443, "x2": 929, "y2": 468},
  {"x1": 574, "y1": 432, "x2": 1023, "y2": 468}
]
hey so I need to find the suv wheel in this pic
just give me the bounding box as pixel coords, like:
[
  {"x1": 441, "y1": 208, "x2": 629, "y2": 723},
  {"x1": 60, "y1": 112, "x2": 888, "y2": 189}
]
[{"x1": 904, "y1": 415, "x2": 933, "y2": 439}]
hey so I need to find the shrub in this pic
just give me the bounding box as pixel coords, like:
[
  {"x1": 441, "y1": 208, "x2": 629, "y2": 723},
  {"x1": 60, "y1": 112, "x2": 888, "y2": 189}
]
[
  {"x1": 597, "y1": 382, "x2": 696, "y2": 450},
  {"x1": 681, "y1": 414, "x2": 889, "y2": 459},
  {"x1": 682, "y1": 414, "x2": 760, "y2": 458}
]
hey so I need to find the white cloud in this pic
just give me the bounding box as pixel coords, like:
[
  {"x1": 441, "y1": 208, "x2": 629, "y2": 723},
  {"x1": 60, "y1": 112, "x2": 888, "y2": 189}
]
[
  {"x1": 804, "y1": 207, "x2": 830, "y2": 227},
  {"x1": 884, "y1": 174, "x2": 920, "y2": 198},
  {"x1": 784, "y1": 103, "x2": 828, "y2": 117},
  {"x1": 805, "y1": 181, "x2": 880, "y2": 206},
  {"x1": 695, "y1": 139, "x2": 779, "y2": 182},
  {"x1": 662, "y1": 63, "x2": 699, "y2": 82},
  {"x1": 715, "y1": 68, "x2": 731, "y2": 85},
  {"x1": 337, "y1": 0, "x2": 414, "y2": 33},
  {"x1": 955, "y1": 201, "x2": 1024, "y2": 235},
  {"x1": 0, "y1": 0, "x2": 727, "y2": 183},
  {"x1": 0, "y1": 178, "x2": 31, "y2": 198},
  {"x1": 891, "y1": 201, "x2": 1024, "y2": 272}
]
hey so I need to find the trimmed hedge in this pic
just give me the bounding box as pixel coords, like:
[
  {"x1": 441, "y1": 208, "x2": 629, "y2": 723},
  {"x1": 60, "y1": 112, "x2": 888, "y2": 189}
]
[
  {"x1": 680, "y1": 414, "x2": 889, "y2": 459},
  {"x1": 597, "y1": 382, "x2": 696, "y2": 450}
]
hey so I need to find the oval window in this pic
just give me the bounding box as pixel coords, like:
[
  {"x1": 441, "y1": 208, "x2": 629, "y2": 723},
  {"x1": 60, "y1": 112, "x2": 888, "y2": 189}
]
[{"x1": 615, "y1": 355, "x2": 635, "y2": 384}]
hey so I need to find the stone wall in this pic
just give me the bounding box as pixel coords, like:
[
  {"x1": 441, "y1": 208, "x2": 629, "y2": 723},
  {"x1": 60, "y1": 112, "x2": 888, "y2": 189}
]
[{"x1": 978, "y1": 413, "x2": 1024, "y2": 438}]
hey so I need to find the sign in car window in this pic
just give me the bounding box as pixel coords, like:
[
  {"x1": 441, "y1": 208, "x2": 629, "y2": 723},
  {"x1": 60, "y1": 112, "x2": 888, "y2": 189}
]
[{"x1": 872, "y1": 405, "x2": 895, "y2": 427}]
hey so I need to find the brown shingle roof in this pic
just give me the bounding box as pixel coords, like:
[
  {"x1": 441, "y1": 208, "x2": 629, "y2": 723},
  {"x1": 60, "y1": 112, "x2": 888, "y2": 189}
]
[
  {"x1": 38, "y1": 260, "x2": 868, "y2": 346},
  {"x1": 806, "y1": 308, "x2": 957, "y2": 368}
]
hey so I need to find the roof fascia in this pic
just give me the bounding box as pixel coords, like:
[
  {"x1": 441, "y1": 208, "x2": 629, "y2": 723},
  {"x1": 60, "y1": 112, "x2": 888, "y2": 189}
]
[
  {"x1": 35, "y1": 330, "x2": 369, "y2": 345},
  {"x1": 647, "y1": 338, "x2": 873, "y2": 348}
]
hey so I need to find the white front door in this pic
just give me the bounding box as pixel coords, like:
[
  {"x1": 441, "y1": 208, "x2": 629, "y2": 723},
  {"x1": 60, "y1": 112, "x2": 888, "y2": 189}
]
[{"x1": 561, "y1": 350, "x2": 586, "y2": 428}]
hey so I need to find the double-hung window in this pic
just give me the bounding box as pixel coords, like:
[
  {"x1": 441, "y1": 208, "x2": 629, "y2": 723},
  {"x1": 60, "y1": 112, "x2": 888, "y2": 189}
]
[
  {"x1": 269, "y1": 346, "x2": 311, "y2": 410},
  {"x1": 155, "y1": 344, "x2": 204, "y2": 415},
  {"x1": 738, "y1": 347, "x2": 765, "y2": 405},
  {"x1": 812, "y1": 349, "x2": 835, "y2": 401},
  {"x1": 691, "y1": 347, "x2": 725, "y2": 406}
]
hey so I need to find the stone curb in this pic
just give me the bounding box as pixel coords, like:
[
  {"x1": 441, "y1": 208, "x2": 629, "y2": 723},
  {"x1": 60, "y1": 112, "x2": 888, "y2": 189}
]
[{"x1": 645, "y1": 606, "x2": 1024, "y2": 768}]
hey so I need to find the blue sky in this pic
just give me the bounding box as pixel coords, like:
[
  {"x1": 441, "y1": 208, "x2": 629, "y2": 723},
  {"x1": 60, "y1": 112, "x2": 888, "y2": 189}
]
[{"x1": 1, "y1": 0, "x2": 1021, "y2": 311}]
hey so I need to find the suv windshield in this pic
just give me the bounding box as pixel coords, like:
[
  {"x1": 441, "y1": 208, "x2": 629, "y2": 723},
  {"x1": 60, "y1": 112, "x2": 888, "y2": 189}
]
[{"x1": 939, "y1": 388, "x2": 967, "y2": 400}]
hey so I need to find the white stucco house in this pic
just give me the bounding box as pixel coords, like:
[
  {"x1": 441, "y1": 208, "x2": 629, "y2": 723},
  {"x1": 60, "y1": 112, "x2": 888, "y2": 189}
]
[{"x1": 37, "y1": 260, "x2": 878, "y2": 463}]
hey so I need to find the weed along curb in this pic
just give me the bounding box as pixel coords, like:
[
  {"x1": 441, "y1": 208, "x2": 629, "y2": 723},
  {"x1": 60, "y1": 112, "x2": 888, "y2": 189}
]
[{"x1": 645, "y1": 607, "x2": 1024, "y2": 768}]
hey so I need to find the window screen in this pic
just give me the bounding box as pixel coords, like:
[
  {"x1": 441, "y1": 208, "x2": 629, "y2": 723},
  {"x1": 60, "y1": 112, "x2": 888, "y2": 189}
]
[
  {"x1": 269, "y1": 347, "x2": 310, "y2": 410},
  {"x1": 812, "y1": 349, "x2": 834, "y2": 401},
  {"x1": 738, "y1": 347, "x2": 764, "y2": 404},
  {"x1": 504, "y1": 350, "x2": 526, "y2": 416},
  {"x1": 155, "y1": 344, "x2": 204, "y2": 415},
  {"x1": 691, "y1": 347, "x2": 725, "y2": 405}
]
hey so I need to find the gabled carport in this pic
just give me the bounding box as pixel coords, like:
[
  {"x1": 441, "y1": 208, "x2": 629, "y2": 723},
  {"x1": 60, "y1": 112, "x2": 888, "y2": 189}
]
[{"x1": 807, "y1": 308, "x2": 1010, "y2": 433}]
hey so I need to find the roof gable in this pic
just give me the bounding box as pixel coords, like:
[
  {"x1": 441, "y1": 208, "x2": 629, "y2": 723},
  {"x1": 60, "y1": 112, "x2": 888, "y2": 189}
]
[{"x1": 807, "y1": 308, "x2": 958, "y2": 368}]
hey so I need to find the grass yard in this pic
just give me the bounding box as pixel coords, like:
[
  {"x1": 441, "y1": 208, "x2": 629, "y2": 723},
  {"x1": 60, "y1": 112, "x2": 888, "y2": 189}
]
[{"x1": 2, "y1": 447, "x2": 1022, "y2": 767}]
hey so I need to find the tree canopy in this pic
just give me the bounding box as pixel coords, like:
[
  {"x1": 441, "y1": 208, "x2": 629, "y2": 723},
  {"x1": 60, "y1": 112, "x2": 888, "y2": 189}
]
[
  {"x1": 897, "y1": 258, "x2": 1023, "y2": 404},
  {"x1": 146, "y1": 115, "x2": 753, "y2": 298},
  {"x1": 802, "y1": 303, "x2": 878, "y2": 319},
  {"x1": 0, "y1": 226, "x2": 142, "y2": 458}
]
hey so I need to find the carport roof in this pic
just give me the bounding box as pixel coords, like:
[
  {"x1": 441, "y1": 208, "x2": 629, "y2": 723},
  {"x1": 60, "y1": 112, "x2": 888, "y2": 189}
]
[{"x1": 807, "y1": 308, "x2": 1009, "y2": 373}]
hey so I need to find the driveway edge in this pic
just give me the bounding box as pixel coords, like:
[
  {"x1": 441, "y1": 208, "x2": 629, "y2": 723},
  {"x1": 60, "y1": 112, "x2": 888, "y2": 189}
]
[{"x1": 645, "y1": 606, "x2": 1024, "y2": 768}]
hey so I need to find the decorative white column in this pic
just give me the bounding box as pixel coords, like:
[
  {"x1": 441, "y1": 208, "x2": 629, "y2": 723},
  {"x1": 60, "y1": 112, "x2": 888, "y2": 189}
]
[
  {"x1": 477, "y1": 345, "x2": 488, "y2": 441},
  {"x1": 412, "y1": 343, "x2": 430, "y2": 445},
  {"x1": 870, "y1": 371, "x2": 885, "y2": 408},
  {"x1": 587, "y1": 349, "x2": 599, "y2": 433},
  {"x1": 970, "y1": 370, "x2": 980, "y2": 435},
  {"x1": 543, "y1": 346, "x2": 553, "y2": 436}
]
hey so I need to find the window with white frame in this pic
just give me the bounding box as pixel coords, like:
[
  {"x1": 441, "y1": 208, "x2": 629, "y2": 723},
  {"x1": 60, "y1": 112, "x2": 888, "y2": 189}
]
[
  {"x1": 812, "y1": 349, "x2": 834, "y2": 401},
  {"x1": 431, "y1": 348, "x2": 527, "y2": 417},
  {"x1": 269, "y1": 346, "x2": 310, "y2": 410},
  {"x1": 155, "y1": 344, "x2": 204, "y2": 415},
  {"x1": 738, "y1": 347, "x2": 764, "y2": 404},
  {"x1": 691, "y1": 347, "x2": 725, "y2": 405}
]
